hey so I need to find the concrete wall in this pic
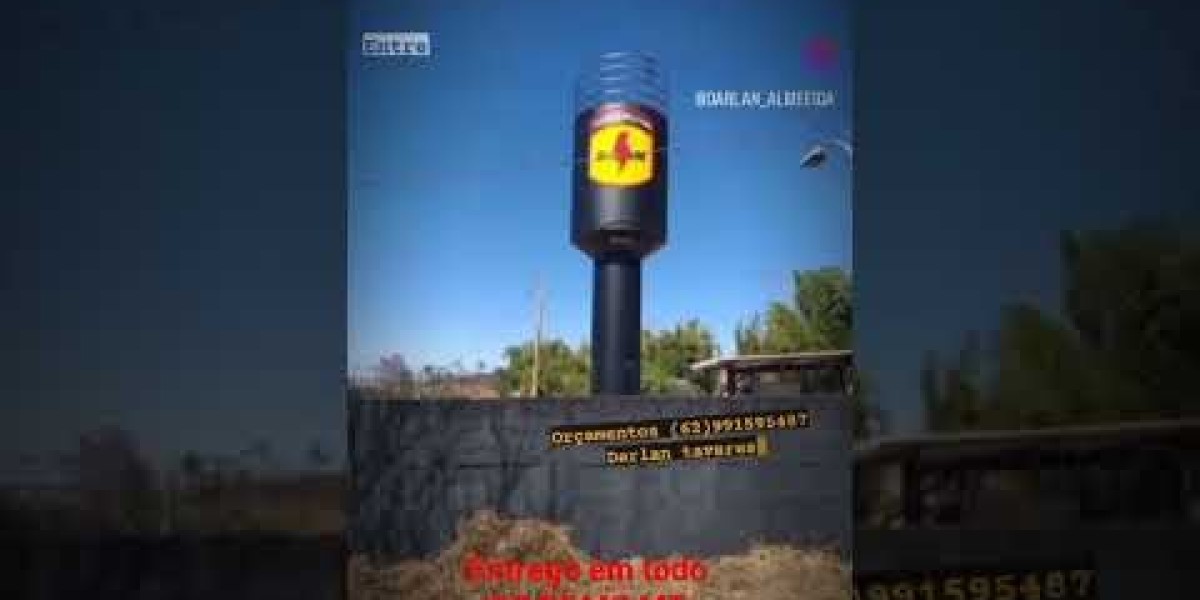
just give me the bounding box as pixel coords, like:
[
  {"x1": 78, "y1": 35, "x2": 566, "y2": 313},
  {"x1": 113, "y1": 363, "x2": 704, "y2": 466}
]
[{"x1": 348, "y1": 395, "x2": 851, "y2": 560}]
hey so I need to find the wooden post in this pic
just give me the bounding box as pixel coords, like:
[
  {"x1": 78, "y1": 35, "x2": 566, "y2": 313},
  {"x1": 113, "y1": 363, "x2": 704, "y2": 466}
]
[{"x1": 903, "y1": 456, "x2": 922, "y2": 527}]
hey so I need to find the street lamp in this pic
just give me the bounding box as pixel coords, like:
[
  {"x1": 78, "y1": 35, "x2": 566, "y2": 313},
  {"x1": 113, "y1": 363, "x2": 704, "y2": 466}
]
[{"x1": 800, "y1": 138, "x2": 853, "y2": 169}]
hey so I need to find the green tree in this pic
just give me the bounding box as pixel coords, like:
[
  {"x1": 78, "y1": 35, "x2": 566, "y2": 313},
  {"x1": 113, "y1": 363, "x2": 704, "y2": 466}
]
[
  {"x1": 736, "y1": 267, "x2": 852, "y2": 354},
  {"x1": 794, "y1": 267, "x2": 853, "y2": 350},
  {"x1": 988, "y1": 304, "x2": 1141, "y2": 428},
  {"x1": 734, "y1": 267, "x2": 879, "y2": 438},
  {"x1": 641, "y1": 320, "x2": 720, "y2": 395},
  {"x1": 734, "y1": 314, "x2": 765, "y2": 355},
  {"x1": 923, "y1": 223, "x2": 1200, "y2": 431},
  {"x1": 499, "y1": 339, "x2": 590, "y2": 396},
  {"x1": 179, "y1": 451, "x2": 205, "y2": 487},
  {"x1": 850, "y1": 370, "x2": 886, "y2": 439},
  {"x1": 921, "y1": 333, "x2": 987, "y2": 432},
  {"x1": 1062, "y1": 224, "x2": 1200, "y2": 416},
  {"x1": 763, "y1": 301, "x2": 814, "y2": 352}
]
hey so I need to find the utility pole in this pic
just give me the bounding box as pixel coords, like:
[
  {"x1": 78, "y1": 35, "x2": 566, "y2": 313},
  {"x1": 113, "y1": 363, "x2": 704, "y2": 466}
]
[{"x1": 530, "y1": 275, "x2": 545, "y2": 397}]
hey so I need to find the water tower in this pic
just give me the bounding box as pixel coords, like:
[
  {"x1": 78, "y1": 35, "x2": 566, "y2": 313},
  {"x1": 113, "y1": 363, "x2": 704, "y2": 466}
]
[{"x1": 572, "y1": 52, "x2": 668, "y2": 394}]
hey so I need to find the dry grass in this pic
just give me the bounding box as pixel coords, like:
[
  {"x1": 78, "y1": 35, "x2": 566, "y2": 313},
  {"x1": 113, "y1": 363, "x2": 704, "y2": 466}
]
[
  {"x1": 698, "y1": 545, "x2": 849, "y2": 600},
  {"x1": 348, "y1": 510, "x2": 849, "y2": 600}
]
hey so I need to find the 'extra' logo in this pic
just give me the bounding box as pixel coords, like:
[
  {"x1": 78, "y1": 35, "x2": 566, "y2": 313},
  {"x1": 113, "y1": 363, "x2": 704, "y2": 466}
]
[
  {"x1": 588, "y1": 107, "x2": 655, "y2": 187},
  {"x1": 362, "y1": 32, "x2": 431, "y2": 57}
]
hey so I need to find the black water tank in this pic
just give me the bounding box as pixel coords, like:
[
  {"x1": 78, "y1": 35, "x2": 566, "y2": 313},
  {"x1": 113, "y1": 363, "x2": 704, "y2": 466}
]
[{"x1": 571, "y1": 53, "x2": 668, "y2": 260}]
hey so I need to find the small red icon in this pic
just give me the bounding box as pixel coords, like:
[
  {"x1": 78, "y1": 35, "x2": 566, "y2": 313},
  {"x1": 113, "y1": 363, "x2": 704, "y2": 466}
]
[
  {"x1": 613, "y1": 131, "x2": 633, "y2": 171},
  {"x1": 805, "y1": 36, "x2": 837, "y2": 71}
]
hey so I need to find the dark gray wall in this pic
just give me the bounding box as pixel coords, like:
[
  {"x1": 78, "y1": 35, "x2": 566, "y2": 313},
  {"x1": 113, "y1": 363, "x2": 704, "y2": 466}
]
[
  {"x1": 348, "y1": 395, "x2": 851, "y2": 560},
  {"x1": 856, "y1": 526, "x2": 1200, "y2": 600},
  {"x1": 13, "y1": 535, "x2": 344, "y2": 600}
]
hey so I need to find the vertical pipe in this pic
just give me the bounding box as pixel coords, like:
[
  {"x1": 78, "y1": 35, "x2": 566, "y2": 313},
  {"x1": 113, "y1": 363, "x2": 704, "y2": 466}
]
[{"x1": 592, "y1": 256, "x2": 641, "y2": 394}]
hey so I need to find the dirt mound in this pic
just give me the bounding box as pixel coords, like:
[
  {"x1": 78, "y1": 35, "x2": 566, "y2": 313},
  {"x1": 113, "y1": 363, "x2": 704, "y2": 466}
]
[
  {"x1": 348, "y1": 510, "x2": 849, "y2": 600},
  {"x1": 699, "y1": 544, "x2": 849, "y2": 600}
]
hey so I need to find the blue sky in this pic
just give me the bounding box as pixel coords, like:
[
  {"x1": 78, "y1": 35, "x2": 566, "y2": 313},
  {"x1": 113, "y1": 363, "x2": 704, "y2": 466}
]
[
  {"x1": 9, "y1": 1, "x2": 1200, "y2": 486},
  {"x1": 348, "y1": 0, "x2": 852, "y2": 373}
]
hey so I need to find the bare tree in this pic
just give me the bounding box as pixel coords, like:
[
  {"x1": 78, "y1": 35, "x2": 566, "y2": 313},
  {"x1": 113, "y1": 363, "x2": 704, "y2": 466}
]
[
  {"x1": 67, "y1": 427, "x2": 160, "y2": 533},
  {"x1": 371, "y1": 353, "x2": 416, "y2": 397}
]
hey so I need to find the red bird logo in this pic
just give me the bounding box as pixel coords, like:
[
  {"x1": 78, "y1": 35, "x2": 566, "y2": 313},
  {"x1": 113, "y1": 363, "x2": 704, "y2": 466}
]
[{"x1": 613, "y1": 130, "x2": 633, "y2": 172}]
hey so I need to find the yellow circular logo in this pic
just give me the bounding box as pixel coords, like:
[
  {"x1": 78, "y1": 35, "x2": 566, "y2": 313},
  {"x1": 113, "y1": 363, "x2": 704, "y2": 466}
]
[{"x1": 588, "y1": 120, "x2": 655, "y2": 187}]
